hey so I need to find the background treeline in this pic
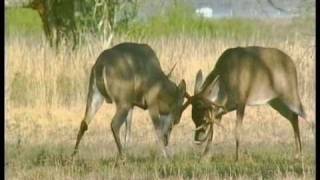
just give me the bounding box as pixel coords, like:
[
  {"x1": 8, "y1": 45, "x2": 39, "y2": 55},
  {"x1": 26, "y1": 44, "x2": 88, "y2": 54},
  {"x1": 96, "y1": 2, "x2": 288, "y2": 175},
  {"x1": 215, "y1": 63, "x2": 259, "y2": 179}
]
[{"x1": 6, "y1": 0, "x2": 314, "y2": 47}]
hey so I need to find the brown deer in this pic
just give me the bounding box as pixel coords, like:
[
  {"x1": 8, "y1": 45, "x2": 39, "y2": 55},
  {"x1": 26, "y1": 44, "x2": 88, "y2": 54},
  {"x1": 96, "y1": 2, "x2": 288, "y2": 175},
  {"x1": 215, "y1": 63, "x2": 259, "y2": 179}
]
[
  {"x1": 184, "y1": 46, "x2": 306, "y2": 161},
  {"x1": 72, "y1": 42, "x2": 187, "y2": 160}
]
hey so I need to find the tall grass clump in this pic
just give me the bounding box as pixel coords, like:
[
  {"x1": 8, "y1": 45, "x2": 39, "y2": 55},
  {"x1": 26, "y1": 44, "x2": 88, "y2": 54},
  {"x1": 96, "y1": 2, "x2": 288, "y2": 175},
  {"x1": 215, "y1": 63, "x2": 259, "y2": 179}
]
[{"x1": 6, "y1": 34, "x2": 315, "y2": 125}]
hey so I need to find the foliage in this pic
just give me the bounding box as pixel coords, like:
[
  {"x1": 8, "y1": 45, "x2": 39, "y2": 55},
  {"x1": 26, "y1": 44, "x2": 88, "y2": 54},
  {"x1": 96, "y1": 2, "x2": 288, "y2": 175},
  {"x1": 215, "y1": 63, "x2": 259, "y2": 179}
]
[
  {"x1": 75, "y1": 0, "x2": 138, "y2": 46},
  {"x1": 5, "y1": 0, "x2": 139, "y2": 50},
  {"x1": 5, "y1": 8, "x2": 42, "y2": 36}
]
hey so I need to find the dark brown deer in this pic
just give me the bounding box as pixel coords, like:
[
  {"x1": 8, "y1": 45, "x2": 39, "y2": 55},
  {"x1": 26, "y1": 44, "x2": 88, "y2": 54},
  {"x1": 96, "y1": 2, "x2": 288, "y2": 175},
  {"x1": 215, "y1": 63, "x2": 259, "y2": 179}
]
[
  {"x1": 72, "y1": 42, "x2": 187, "y2": 160},
  {"x1": 184, "y1": 46, "x2": 306, "y2": 161}
]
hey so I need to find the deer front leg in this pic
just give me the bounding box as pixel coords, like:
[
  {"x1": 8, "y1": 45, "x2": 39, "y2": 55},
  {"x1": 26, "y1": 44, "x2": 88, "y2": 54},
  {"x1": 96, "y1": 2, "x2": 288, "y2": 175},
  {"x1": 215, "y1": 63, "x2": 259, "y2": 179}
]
[
  {"x1": 122, "y1": 108, "x2": 133, "y2": 149},
  {"x1": 150, "y1": 112, "x2": 173, "y2": 159},
  {"x1": 199, "y1": 123, "x2": 213, "y2": 162}
]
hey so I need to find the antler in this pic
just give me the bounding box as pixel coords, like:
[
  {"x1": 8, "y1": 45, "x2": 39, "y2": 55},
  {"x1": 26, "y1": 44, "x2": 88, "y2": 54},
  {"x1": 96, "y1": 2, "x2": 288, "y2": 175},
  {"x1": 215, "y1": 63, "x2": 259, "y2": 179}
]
[
  {"x1": 185, "y1": 91, "x2": 192, "y2": 99},
  {"x1": 205, "y1": 108, "x2": 226, "y2": 131},
  {"x1": 167, "y1": 62, "x2": 177, "y2": 77},
  {"x1": 181, "y1": 92, "x2": 193, "y2": 111}
]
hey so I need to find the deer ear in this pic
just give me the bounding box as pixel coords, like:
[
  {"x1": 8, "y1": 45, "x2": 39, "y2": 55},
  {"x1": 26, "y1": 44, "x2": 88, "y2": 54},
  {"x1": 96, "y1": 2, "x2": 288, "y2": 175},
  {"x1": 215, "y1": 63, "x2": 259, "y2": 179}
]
[
  {"x1": 194, "y1": 70, "x2": 203, "y2": 94},
  {"x1": 201, "y1": 75, "x2": 220, "y2": 102}
]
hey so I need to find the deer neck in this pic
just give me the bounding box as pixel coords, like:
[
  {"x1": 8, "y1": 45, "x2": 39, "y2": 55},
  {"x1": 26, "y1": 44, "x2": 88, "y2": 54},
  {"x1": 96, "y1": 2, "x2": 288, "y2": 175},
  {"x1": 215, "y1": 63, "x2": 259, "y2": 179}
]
[{"x1": 144, "y1": 76, "x2": 178, "y2": 114}]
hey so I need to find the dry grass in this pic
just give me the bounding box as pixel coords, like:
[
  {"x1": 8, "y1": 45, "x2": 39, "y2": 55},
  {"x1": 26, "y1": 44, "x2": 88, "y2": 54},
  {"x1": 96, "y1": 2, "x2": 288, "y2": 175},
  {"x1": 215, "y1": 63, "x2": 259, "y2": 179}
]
[{"x1": 5, "y1": 34, "x2": 315, "y2": 179}]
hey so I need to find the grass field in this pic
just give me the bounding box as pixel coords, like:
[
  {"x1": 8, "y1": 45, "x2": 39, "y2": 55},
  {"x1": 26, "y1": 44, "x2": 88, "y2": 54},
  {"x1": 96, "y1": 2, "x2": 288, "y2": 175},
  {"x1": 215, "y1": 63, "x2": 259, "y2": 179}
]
[{"x1": 5, "y1": 8, "x2": 315, "y2": 180}]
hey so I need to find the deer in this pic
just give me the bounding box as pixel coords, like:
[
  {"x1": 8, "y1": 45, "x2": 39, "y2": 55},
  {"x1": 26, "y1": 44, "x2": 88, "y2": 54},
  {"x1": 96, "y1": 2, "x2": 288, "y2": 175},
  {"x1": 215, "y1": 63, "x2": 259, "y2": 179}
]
[
  {"x1": 183, "y1": 46, "x2": 307, "y2": 161},
  {"x1": 71, "y1": 42, "x2": 187, "y2": 161}
]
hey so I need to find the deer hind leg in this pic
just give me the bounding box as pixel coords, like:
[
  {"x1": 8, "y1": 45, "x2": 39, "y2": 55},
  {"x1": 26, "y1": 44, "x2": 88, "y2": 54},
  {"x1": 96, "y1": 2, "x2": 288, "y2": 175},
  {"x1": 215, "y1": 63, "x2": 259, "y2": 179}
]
[
  {"x1": 72, "y1": 80, "x2": 104, "y2": 157},
  {"x1": 291, "y1": 116, "x2": 302, "y2": 159},
  {"x1": 269, "y1": 98, "x2": 302, "y2": 158},
  {"x1": 111, "y1": 106, "x2": 130, "y2": 158},
  {"x1": 235, "y1": 105, "x2": 245, "y2": 161}
]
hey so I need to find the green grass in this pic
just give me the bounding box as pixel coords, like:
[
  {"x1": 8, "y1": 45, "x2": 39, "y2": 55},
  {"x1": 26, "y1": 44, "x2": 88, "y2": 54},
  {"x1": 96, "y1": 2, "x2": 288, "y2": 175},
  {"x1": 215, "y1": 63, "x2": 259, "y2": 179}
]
[
  {"x1": 6, "y1": 143, "x2": 314, "y2": 179},
  {"x1": 5, "y1": 8, "x2": 43, "y2": 36}
]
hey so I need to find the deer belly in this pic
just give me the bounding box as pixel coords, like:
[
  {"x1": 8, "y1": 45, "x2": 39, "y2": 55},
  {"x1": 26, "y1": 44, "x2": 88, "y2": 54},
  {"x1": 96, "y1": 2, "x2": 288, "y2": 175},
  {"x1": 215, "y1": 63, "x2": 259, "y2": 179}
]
[{"x1": 246, "y1": 86, "x2": 277, "y2": 106}]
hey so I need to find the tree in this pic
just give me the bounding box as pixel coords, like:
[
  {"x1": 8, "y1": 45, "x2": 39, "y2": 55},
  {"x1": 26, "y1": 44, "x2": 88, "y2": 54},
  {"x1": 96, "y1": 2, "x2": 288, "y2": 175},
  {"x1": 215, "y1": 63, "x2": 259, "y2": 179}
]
[
  {"x1": 6, "y1": 0, "x2": 139, "y2": 50},
  {"x1": 29, "y1": 0, "x2": 78, "y2": 50},
  {"x1": 75, "y1": 0, "x2": 138, "y2": 48}
]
